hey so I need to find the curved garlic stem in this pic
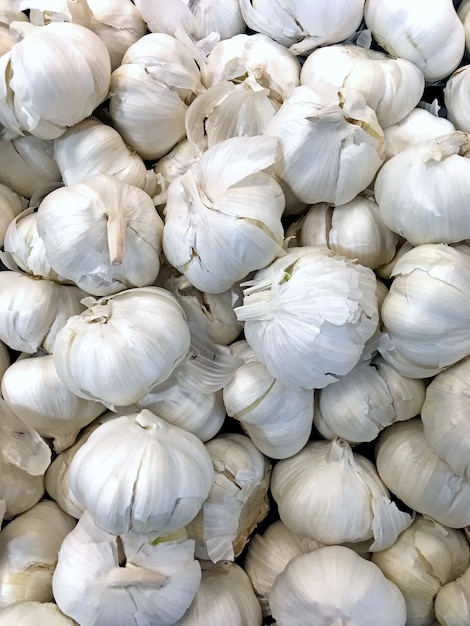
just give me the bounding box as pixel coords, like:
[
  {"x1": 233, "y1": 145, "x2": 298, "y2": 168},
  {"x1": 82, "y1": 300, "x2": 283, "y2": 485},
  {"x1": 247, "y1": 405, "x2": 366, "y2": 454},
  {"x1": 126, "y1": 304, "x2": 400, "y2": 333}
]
[
  {"x1": 105, "y1": 563, "x2": 168, "y2": 588},
  {"x1": 105, "y1": 206, "x2": 127, "y2": 265}
]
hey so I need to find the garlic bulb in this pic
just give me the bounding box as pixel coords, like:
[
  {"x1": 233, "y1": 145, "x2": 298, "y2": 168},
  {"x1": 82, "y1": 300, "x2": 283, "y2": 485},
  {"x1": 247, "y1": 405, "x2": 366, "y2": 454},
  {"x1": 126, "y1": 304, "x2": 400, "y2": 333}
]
[
  {"x1": 270, "y1": 546, "x2": 407, "y2": 626},
  {"x1": 0, "y1": 21, "x2": 111, "y2": 139},
  {"x1": 162, "y1": 135, "x2": 285, "y2": 294},
  {"x1": 223, "y1": 341, "x2": 314, "y2": 459},
  {"x1": 0, "y1": 341, "x2": 9, "y2": 381},
  {"x1": 69, "y1": 410, "x2": 214, "y2": 535},
  {"x1": 174, "y1": 562, "x2": 262, "y2": 626},
  {"x1": 239, "y1": 0, "x2": 365, "y2": 55},
  {"x1": 271, "y1": 438, "x2": 412, "y2": 550},
  {"x1": 53, "y1": 511, "x2": 201, "y2": 626},
  {"x1": 187, "y1": 433, "x2": 271, "y2": 562},
  {"x1": 0, "y1": 601, "x2": 77, "y2": 625},
  {"x1": 0, "y1": 182, "x2": 25, "y2": 247},
  {"x1": 53, "y1": 287, "x2": 191, "y2": 407},
  {"x1": 264, "y1": 84, "x2": 384, "y2": 205},
  {"x1": 384, "y1": 108, "x2": 455, "y2": 159},
  {"x1": 444, "y1": 66, "x2": 470, "y2": 133},
  {"x1": 459, "y1": 0, "x2": 470, "y2": 55},
  {"x1": 0, "y1": 271, "x2": 85, "y2": 354},
  {"x1": 54, "y1": 117, "x2": 149, "y2": 189},
  {"x1": 244, "y1": 520, "x2": 324, "y2": 616},
  {"x1": 299, "y1": 194, "x2": 398, "y2": 269},
  {"x1": 364, "y1": 0, "x2": 465, "y2": 82},
  {"x1": 435, "y1": 566, "x2": 470, "y2": 626},
  {"x1": 109, "y1": 33, "x2": 204, "y2": 160},
  {"x1": 235, "y1": 246, "x2": 379, "y2": 390},
  {"x1": 371, "y1": 515, "x2": 470, "y2": 626},
  {"x1": 376, "y1": 419, "x2": 470, "y2": 528},
  {"x1": 314, "y1": 356, "x2": 426, "y2": 444},
  {"x1": 1, "y1": 354, "x2": 106, "y2": 453},
  {"x1": 379, "y1": 243, "x2": 470, "y2": 373},
  {"x1": 153, "y1": 138, "x2": 204, "y2": 207},
  {"x1": 0, "y1": 458, "x2": 44, "y2": 520},
  {"x1": 37, "y1": 175, "x2": 163, "y2": 296},
  {"x1": 300, "y1": 44, "x2": 424, "y2": 128},
  {"x1": 0, "y1": 500, "x2": 76, "y2": 608}
]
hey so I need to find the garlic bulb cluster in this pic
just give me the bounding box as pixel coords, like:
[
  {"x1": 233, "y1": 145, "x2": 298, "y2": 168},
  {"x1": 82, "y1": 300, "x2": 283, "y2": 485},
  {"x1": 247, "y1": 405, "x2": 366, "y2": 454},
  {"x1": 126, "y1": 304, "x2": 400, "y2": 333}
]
[
  {"x1": 435, "y1": 566, "x2": 470, "y2": 626},
  {"x1": 270, "y1": 546, "x2": 407, "y2": 625},
  {"x1": 236, "y1": 246, "x2": 379, "y2": 389}
]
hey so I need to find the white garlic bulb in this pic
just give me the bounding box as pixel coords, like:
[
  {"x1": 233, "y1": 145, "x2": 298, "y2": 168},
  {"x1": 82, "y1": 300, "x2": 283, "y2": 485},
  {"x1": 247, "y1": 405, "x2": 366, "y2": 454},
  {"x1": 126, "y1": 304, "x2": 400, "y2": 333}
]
[
  {"x1": 459, "y1": 0, "x2": 470, "y2": 55},
  {"x1": 153, "y1": 137, "x2": 204, "y2": 207},
  {"x1": 0, "y1": 182, "x2": 25, "y2": 247},
  {"x1": 435, "y1": 566, "x2": 470, "y2": 626},
  {"x1": 53, "y1": 511, "x2": 201, "y2": 626},
  {"x1": 444, "y1": 66, "x2": 470, "y2": 133},
  {"x1": 0, "y1": 601, "x2": 77, "y2": 625},
  {"x1": 68, "y1": 410, "x2": 214, "y2": 535},
  {"x1": 270, "y1": 546, "x2": 407, "y2": 625}
]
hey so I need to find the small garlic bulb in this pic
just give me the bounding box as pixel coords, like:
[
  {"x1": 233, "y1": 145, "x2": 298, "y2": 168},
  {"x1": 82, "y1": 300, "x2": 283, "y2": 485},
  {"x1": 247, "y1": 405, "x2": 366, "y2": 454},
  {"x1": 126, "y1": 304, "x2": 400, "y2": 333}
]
[
  {"x1": 0, "y1": 601, "x2": 77, "y2": 625},
  {"x1": 435, "y1": 566, "x2": 470, "y2": 626},
  {"x1": 270, "y1": 546, "x2": 407, "y2": 625}
]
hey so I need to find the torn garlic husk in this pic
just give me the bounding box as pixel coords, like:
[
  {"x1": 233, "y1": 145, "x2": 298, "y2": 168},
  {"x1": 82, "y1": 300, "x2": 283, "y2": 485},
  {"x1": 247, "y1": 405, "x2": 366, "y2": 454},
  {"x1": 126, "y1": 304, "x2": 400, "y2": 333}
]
[
  {"x1": 435, "y1": 565, "x2": 470, "y2": 626},
  {"x1": 52, "y1": 511, "x2": 201, "y2": 626},
  {"x1": 187, "y1": 433, "x2": 271, "y2": 562},
  {"x1": 0, "y1": 181, "x2": 26, "y2": 247},
  {"x1": 371, "y1": 515, "x2": 470, "y2": 626},
  {"x1": 0, "y1": 601, "x2": 77, "y2": 625}
]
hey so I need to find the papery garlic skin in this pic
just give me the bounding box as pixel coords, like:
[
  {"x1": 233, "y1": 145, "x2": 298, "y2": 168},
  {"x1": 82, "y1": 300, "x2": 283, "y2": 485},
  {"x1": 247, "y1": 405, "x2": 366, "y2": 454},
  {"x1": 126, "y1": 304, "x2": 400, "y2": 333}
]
[
  {"x1": 53, "y1": 511, "x2": 201, "y2": 626},
  {"x1": 0, "y1": 459, "x2": 44, "y2": 520},
  {"x1": 364, "y1": 0, "x2": 465, "y2": 82},
  {"x1": 153, "y1": 138, "x2": 204, "y2": 207},
  {"x1": 235, "y1": 246, "x2": 379, "y2": 390},
  {"x1": 371, "y1": 515, "x2": 470, "y2": 626},
  {"x1": 270, "y1": 546, "x2": 406, "y2": 626},
  {"x1": 264, "y1": 85, "x2": 384, "y2": 206},
  {"x1": 69, "y1": 410, "x2": 214, "y2": 535},
  {"x1": 163, "y1": 135, "x2": 285, "y2": 295},
  {"x1": 376, "y1": 419, "x2": 470, "y2": 528},
  {"x1": 435, "y1": 566, "x2": 470, "y2": 626},
  {"x1": 0, "y1": 601, "x2": 77, "y2": 625},
  {"x1": 0, "y1": 500, "x2": 76, "y2": 608},
  {"x1": 0, "y1": 182, "x2": 25, "y2": 247}
]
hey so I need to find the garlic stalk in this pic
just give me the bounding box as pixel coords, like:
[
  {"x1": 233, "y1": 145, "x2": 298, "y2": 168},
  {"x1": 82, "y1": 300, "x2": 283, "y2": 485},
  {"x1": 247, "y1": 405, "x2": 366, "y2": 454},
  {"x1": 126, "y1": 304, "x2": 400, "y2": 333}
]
[
  {"x1": 0, "y1": 21, "x2": 111, "y2": 139},
  {"x1": 223, "y1": 340, "x2": 314, "y2": 459},
  {"x1": 0, "y1": 182, "x2": 25, "y2": 247},
  {"x1": 173, "y1": 562, "x2": 263, "y2": 626},
  {"x1": 187, "y1": 433, "x2": 271, "y2": 562},
  {"x1": 52, "y1": 287, "x2": 191, "y2": 407},
  {"x1": 0, "y1": 501, "x2": 76, "y2": 608},
  {"x1": 0, "y1": 601, "x2": 77, "y2": 625},
  {"x1": 376, "y1": 419, "x2": 470, "y2": 528},
  {"x1": 162, "y1": 135, "x2": 285, "y2": 294},
  {"x1": 53, "y1": 511, "x2": 201, "y2": 626},
  {"x1": 264, "y1": 84, "x2": 384, "y2": 205},
  {"x1": 271, "y1": 438, "x2": 412, "y2": 551},
  {"x1": 364, "y1": 0, "x2": 465, "y2": 82},
  {"x1": 235, "y1": 246, "x2": 379, "y2": 390},
  {"x1": 270, "y1": 546, "x2": 407, "y2": 625},
  {"x1": 435, "y1": 566, "x2": 470, "y2": 626},
  {"x1": 37, "y1": 174, "x2": 163, "y2": 296},
  {"x1": 68, "y1": 410, "x2": 214, "y2": 535},
  {"x1": 371, "y1": 515, "x2": 470, "y2": 626}
]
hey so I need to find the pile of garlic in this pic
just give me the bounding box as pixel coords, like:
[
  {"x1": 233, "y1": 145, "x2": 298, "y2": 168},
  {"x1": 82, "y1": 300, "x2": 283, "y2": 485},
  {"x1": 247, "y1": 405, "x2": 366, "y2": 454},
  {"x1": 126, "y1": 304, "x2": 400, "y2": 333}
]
[{"x1": 2, "y1": 0, "x2": 470, "y2": 624}]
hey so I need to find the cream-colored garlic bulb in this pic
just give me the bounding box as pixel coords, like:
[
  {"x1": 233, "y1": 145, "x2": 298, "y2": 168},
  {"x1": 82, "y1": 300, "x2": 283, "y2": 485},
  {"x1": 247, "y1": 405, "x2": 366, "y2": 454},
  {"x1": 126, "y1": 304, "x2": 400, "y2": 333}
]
[
  {"x1": 372, "y1": 515, "x2": 470, "y2": 626},
  {"x1": 223, "y1": 341, "x2": 314, "y2": 459},
  {"x1": 0, "y1": 457, "x2": 45, "y2": 521},
  {"x1": 264, "y1": 84, "x2": 384, "y2": 205},
  {"x1": 435, "y1": 566, "x2": 470, "y2": 626},
  {"x1": 364, "y1": 0, "x2": 465, "y2": 82},
  {"x1": 163, "y1": 135, "x2": 285, "y2": 294},
  {"x1": 376, "y1": 419, "x2": 470, "y2": 528},
  {"x1": 187, "y1": 433, "x2": 270, "y2": 562},
  {"x1": 0, "y1": 601, "x2": 77, "y2": 625},
  {"x1": 299, "y1": 194, "x2": 398, "y2": 269},
  {"x1": 69, "y1": 410, "x2": 214, "y2": 535},
  {"x1": 174, "y1": 561, "x2": 262, "y2": 626},
  {"x1": 270, "y1": 546, "x2": 407, "y2": 625},
  {"x1": 53, "y1": 511, "x2": 201, "y2": 626},
  {"x1": 0, "y1": 500, "x2": 76, "y2": 608},
  {"x1": 315, "y1": 356, "x2": 426, "y2": 444},
  {"x1": 0, "y1": 182, "x2": 25, "y2": 247},
  {"x1": 52, "y1": 287, "x2": 191, "y2": 407},
  {"x1": 271, "y1": 438, "x2": 412, "y2": 550}
]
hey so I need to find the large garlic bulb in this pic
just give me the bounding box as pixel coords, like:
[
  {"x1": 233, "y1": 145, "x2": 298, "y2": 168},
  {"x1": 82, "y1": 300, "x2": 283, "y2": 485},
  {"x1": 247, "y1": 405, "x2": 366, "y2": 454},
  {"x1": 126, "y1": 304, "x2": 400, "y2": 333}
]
[{"x1": 270, "y1": 546, "x2": 407, "y2": 625}]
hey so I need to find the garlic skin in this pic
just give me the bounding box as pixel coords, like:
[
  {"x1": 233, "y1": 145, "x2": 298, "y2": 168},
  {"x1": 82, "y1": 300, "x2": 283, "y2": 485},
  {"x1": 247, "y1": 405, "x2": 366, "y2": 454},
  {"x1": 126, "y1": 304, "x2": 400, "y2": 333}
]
[
  {"x1": 264, "y1": 85, "x2": 384, "y2": 206},
  {"x1": 37, "y1": 175, "x2": 163, "y2": 297},
  {"x1": 300, "y1": 44, "x2": 424, "y2": 128},
  {"x1": 435, "y1": 566, "x2": 470, "y2": 626},
  {"x1": 270, "y1": 546, "x2": 407, "y2": 626},
  {"x1": 444, "y1": 66, "x2": 470, "y2": 133},
  {"x1": 271, "y1": 438, "x2": 412, "y2": 551},
  {"x1": 174, "y1": 562, "x2": 262, "y2": 626},
  {"x1": 372, "y1": 515, "x2": 470, "y2": 626},
  {"x1": 187, "y1": 433, "x2": 271, "y2": 562},
  {"x1": 364, "y1": 0, "x2": 465, "y2": 82},
  {"x1": 0, "y1": 601, "x2": 77, "y2": 625},
  {"x1": 0, "y1": 22, "x2": 111, "y2": 139},
  {"x1": 235, "y1": 246, "x2": 379, "y2": 390},
  {"x1": 53, "y1": 511, "x2": 201, "y2": 626},
  {"x1": 53, "y1": 287, "x2": 191, "y2": 407},
  {"x1": 153, "y1": 138, "x2": 204, "y2": 207},
  {"x1": 69, "y1": 410, "x2": 214, "y2": 535},
  {"x1": 0, "y1": 500, "x2": 76, "y2": 608},
  {"x1": 0, "y1": 459, "x2": 44, "y2": 521},
  {"x1": 0, "y1": 1, "x2": 27, "y2": 56},
  {"x1": 162, "y1": 135, "x2": 285, "y2": 295},
  {"x1": 376, "y1": 419, "x2": 470, "y2": 528},
  {"x1": 0, "y1": 182, "x2": 25, "y2": 247},
  {"x1": 239, "y1": 0, "x2": 365, "y2": 56}
]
